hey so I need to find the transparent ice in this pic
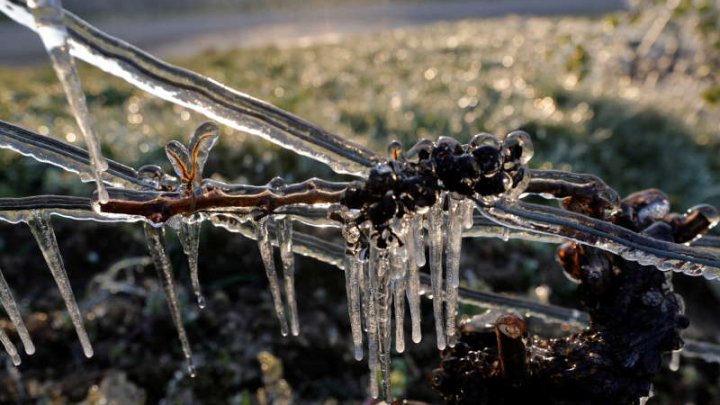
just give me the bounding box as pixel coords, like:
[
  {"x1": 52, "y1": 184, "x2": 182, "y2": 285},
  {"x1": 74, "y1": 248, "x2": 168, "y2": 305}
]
[
  {"x1": 27, "y1": 212, "x2": 94, "y2": 358},
  {"x1": 143, "y1": 223, "x2": 196, "y2": 377},
  {"x1": 276, "y1": 216, "x2": 300, "y2": 336},
  {"x1": 177, "y1": 218, "x2": 205, "y2": 308},
  {"x1": 256, "y1": 219, "x2": 290, "y2": 337},
  {"x1": 427, "y1": 200, "x2": 447, "y2": 350},
  {"x1": 0, "y1": 269, "x2": 35, "y2": 355}
]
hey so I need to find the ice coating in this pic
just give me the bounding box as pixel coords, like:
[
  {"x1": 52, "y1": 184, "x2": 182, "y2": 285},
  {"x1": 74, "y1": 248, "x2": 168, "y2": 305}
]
[
  {"x1": 256, "y1": 219, "x2": 290, "y2": 336},
  {"x1": 27, "y1": 0, "x2": 109, "y2": 203},
  {"x1": 165, "y1": 122, "x2": 220, "y2": 191},
  {"x1": 178, "y1": 218, "x2": 204, "y2": 308},
  {"x1": 0, "y1": 1, "x2": 378, "y2": 177},
  {"x1": 445, "y1": 197, "x2": 463, "y2": 341},
  {"x1": 143, "y1": 223, "x2": 196, "y2": 377},
  {"x1": 276, "y1": 216, "x2": 299, "y2": 336},
  {"x1": 26, "y1": 212, "x2": 93, "y2": 358},
  {"x1": 0, "y1": 269, "x2": 35, "y2": 355},
  {"x1": 427, "y1": 201, "x2": 447, "y2": 350}
]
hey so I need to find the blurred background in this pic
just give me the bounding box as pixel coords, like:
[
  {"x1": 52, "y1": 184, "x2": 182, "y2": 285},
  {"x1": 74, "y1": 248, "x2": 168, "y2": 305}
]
[{"x1": 0, "y1": 0, "x2": 719, "y2": 403}]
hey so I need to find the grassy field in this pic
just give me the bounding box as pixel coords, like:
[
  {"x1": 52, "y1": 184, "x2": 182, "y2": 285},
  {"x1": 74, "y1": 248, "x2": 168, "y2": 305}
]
[{"x1": 0, "y1": 6, "x2": 719, "y2": 403}]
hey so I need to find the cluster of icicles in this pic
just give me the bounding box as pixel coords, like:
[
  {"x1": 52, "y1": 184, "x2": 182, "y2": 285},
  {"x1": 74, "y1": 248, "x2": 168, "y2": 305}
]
[{"x1": 340, "y1": 196, "x2": 476, "y2": 398}]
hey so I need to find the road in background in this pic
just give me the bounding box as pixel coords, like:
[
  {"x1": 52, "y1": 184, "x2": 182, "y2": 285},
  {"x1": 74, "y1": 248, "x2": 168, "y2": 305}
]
[{"x1": 0, "y1": 0, "x2": 626, "y2": 66}]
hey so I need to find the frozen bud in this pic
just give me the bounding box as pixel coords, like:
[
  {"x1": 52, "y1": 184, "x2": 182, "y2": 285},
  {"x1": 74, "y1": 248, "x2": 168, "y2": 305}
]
[
  {"x1": 503, "y1": 130, "x2": 534, "y2": 165},
  {"x1": 437, "y1": 136, "x2": 463, "y2": 154},
  {"x1": 688, "y1": 204, "x2": 720, "y2": 229},
  {"x1": 387, "y1": 140, "x2": 404, "y2": 160},
  {"x1": 268, "y1": 176, "x2": 286, "y2": 191},
  {"x1": 137, "y1": 164, "x2": 164, "y2": 180},
  {"x1": 470, "y1": 132, "x2": 501, "y2": 149},
  {"x1": 472, "y1": 145, "x2": 502, "y2": 176},
  {"x1": 406, "y1": 139, "x2": 435, "y2": 161}
]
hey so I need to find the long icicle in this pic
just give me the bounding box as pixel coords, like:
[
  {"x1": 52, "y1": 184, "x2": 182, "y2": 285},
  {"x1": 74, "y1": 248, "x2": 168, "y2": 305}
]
[
  {"x1": 346, "y1": 251, "x2": 364, "y2": 360},
  {"x1": 27, "y1": 212, "x2": 93, "y2": 358},
  {"x1": 143, "y1": 223, "x2": 195, "y2": 377},
  {"x1": 428, "y1": 200, "x2": 447, "y2": 350},
  {"x1": 255, "y1": 219, "x2": 290, "y2": 336},
  {"x1": 445, "y1": 197, "x2": 463, "y2": 343},
  {"x1": 178, "y1": 217, "x2": 205, "y2": 309},
  {"x1": 393, "y1": 276, "x2": 406, "y2": 354},
  {"x1": 0, "y1": 269, "x2": 35, "y2": 355},
  {"x1": 0, "y1": 328, "x2": 21, "y2": 366},
  {"x1": 375, "y1": 248, "x2": 393, "y2": 400},
  {"x1": 366, "y1": 246, "x2": 380, "y2": 399},
  {"x1": 276, "y1": 216, "x2": 299, "y2": 336},
  {"x1": 404, "y1": 218, "x2": 422, "y2": 344},
  {"x1": 389, "y1": 242, "x2": 407, "y2": 354},
  {"x1": 27, "y1": 0, "x2": 109, "y2": 203}
]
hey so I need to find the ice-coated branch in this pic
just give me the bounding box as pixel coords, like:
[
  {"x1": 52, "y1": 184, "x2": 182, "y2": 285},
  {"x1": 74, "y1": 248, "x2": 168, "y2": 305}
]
[
  {"x1": 99, "y1": 184, "x2": 345, "y2": 223},
  {"x1": 482, "y1": 200, "x2": 720, "y2": 279},
  {"x1": 0, "y1": 0, "x2": 379, "y2": 177}
]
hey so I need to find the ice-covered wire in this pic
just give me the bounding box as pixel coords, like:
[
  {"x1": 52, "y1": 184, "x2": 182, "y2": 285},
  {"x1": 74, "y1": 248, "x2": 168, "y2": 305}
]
[{"x1": 0, "y1": 120, "x2": 143, "y2": 189}]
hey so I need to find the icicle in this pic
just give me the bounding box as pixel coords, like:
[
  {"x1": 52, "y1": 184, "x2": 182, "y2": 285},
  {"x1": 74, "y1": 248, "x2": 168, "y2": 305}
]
[
  {"x1": 403, "y1": 220, "x2": 422, "y2": 344},
  {"x1": 255, "y1": 219, "x2": 290, "y2": 337},
  {"x1": 27, "y1": 212, "x2": 93, "y2": 358},
  {"x1": 143, "y1": 224, "x2": 195, "y2": 377},
  {"x1": 412, "y1": 214, "x2": 426, "y2": 267},
  {"x1": 366, "y1": 246, "x2": 380, "y2": 399},
  {"x1": 27, "y1": 0, "x2": 109, "y2": 203},
  {"x1": 0, "y1": 269, "x2": 35, "y2": 355},
  {"x1": 178, "y1": 218, "x2": 204, "y2": 309},
  {"x1": 445, "y1": 198, "x2": 463, "y2": 341},
  {"x1": 393, "y1": 277, "x2": 406, "y2": 354},
  {"x1": 427, "y1": 201, "x2": 447, "y2": 350},
  {"x1": 345, "y1": 252, "x2": 364, "y2": 360},
  {"x1": 389, "y1": 245, "x2": 407, "y2": 354},
  {"x1": 0, "y1": 328, "x2": 21, "y2": 366},
  {"x1": 375, "y1": 249, "x2": 393, "y2": 401},
  {"x1": 669, "y1": 350, "x2": 681, "y2": 371},
  {"x1": 275, "y1": 216, "x2": 299, "y2": 336}
]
